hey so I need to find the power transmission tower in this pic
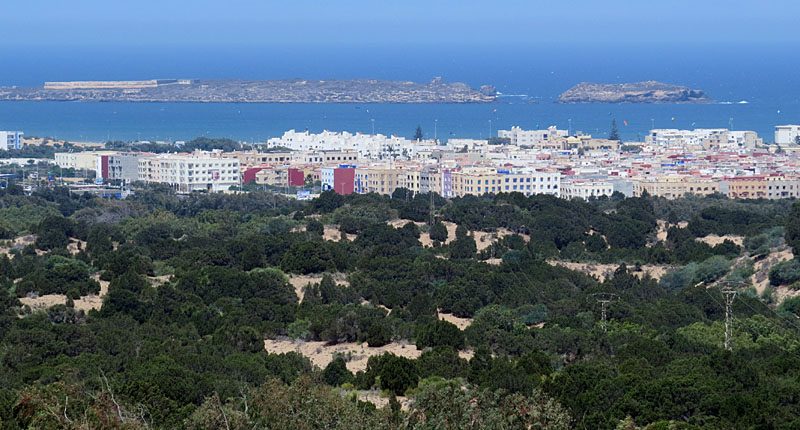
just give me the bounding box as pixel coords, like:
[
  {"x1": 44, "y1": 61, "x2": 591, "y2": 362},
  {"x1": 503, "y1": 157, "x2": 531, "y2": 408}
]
[
  {"x1": 718, "y1": 280, "x2": 744, "y2": 351},
  {"x1": 588, "y1": 293, "x2": 619, "y2": 332},
  {"x1": 722, "y1": 289, "x2": 737, "y2": 351}
]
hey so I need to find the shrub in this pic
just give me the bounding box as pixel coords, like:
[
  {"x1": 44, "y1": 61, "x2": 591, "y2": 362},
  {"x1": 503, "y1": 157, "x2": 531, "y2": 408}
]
[
  {"x1": 415, "y1": 320, "x2": 465, "y2": 350},
  {"x1": 366, "y1": 321, "x2": 392, "y2": 347},
  {"x1": 288, "y1": 319, "x2": 311, "y2": 340},
  {"x1": 659, "y1": 263, "x2": 699, "y2": 291},
  {"x1": 306, "y1": 218, "x2": 324, "y2": 236},
  {"x1": 378, "y1": 354, "x2": 419, "y2": 395},
  {"x1": 322, "y1": 356, "x2": 353, "y2": 386},
  {"x1": 429, "y1": 222, "x2": 448, "y2": 242},
  {"x1": 769, "y1": 259, "x2": 800, "y2": 286},
  {"x1": 694, "y1": 256, "x2": 732, "y2": 284}
]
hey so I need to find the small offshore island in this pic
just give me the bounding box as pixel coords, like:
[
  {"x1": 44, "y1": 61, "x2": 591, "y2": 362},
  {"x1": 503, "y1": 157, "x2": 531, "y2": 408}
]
[
  {"x1": 556, "y1": 80, "x2": 712, "y2": 104},
  {"x1": 0, "y1": 77, "x2": 497, "y2": 103}
]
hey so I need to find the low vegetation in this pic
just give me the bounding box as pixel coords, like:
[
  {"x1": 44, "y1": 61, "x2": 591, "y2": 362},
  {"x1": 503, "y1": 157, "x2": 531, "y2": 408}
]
[{"x1": 0, "y1": 184, "x2": 799, "y2": 429}]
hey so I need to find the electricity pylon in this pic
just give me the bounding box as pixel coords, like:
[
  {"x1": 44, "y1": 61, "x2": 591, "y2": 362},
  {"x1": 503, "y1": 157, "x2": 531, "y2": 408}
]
[{"x1": 588, "y1": 293, "x2": 619, "y2": 332}]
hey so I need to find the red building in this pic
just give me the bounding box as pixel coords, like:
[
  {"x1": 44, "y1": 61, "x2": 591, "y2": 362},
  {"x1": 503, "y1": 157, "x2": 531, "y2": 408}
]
[
  {"x1": 97, "y1": 155, "x2": 109, "y2": 180},
  {"x1": 333, "y1": 168, "x2": 355, "y2": 195},
  {"x1": 288, "y1": 168, "x2": 305, "y2": 186},
  {"x1": 242, "y1": 167, "x2": 264, "y2": 185}
]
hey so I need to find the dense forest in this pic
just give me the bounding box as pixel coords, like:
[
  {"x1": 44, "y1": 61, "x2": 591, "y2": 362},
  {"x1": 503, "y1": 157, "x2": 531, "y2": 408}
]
[{"x1": 1, "y1": 184, "x2": 800, "y2": 429}]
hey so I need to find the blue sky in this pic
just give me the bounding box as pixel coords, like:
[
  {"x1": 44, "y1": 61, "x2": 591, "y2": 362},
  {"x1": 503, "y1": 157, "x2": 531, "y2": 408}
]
[{"x1": 3, "y1": 0, "x2": 798, "y2": 47}]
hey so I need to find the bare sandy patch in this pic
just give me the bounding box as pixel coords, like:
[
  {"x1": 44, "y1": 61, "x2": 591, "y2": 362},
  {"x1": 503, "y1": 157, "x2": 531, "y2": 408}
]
[
  {"x1": 388, "y1": 219, "x2": 529, "y2": 251},
  {"x1": 19, "y1": 274, "x2": 110, "y2": 313},
  {"x1": 438, "y1": 311, "x2": 473, "y2": 330},
  {"x1": 655, "y1": 220, "x2": 669, "y2": 242},
  {"x1": 323, "y1": 225, "x2": 356, "y2": 242},
  {"x1": 752, "y1": 248, "x2": 794, "y2": 295},
  {"x1": 0, "y1": 235, "x2": 36, "y2": 256},
  {"x1": 149, "y1": 275, "x2": 172, "y2": 286},
  {"x1": 548, "y1": 260, "x2": 672, "y2": 282},
  {"x1": 696, "y1": 234, "x2": 744, "y2": 247},
  {"x1": 773, "y1": 285, "x2": 800, "y2": 305},
  {"x1": 67, "y1": 238, "x2": 87, "y2": 255},
  {"x1": 16, "y1": 273, "x2": 172, "y2": 313},
  {"x1": 654, "y1": 220, "x2": 689, "y2": 243},
  {"x1": 473, "y1": 228, "x2": 530, "y2": 252},
  {"x1": 288, "y1": 273, "x2": 349, "y2": 302},
  {"x1": 355, "y1": 391, "x2": 410, "y2": 410},
  {"x1": 264, "y1": 339, "x2": 422, "y2": 373}
]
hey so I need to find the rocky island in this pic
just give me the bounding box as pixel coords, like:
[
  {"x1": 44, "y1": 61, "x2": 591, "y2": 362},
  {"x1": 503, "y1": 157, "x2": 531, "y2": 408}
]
[
  {"x1": 556, "y1": 80, "x2": 711, "y2": 104},
  {"x1": 0, "y1": 77, "x2": 497, "y2": 103}
]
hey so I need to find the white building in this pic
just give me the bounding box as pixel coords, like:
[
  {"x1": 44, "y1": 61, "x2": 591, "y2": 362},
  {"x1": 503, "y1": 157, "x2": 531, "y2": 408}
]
[
  {"x1": 646, "y1": 128, "x2": 762, "y2": 149},
  {"x1": 497, "y1": 126, "x2": 568, "y2": 146},
  {"x1": 292, "y1": 149, "x2": 359, "y2": 164},
  {"x1": 321, "y1": 167, "x2": 335, "y2": 191},
  {"x1": 266, "y1": 130, "x2": 430, "y2": 160},
  {"x1": 561, "y1": 180, "x2": 616, "y2": 200},
  {"x1": 137, "y1": 151, "x2": 241, "y2": 192},
  {"x1": 0, "y1": 131, "x2": 24, "y2": 151},
  {"x1": 55, "y1": 151, "x2": 119, "y2": 170},
  {"x1": 775, "y1": 125, "x2": 800, "y2": 145},
  {"x1": 96, "y1": 152, "x2": 149, "y2": 183},
  {"x1": 646, "y1": 129, "x2": 727, "y2": 147}
]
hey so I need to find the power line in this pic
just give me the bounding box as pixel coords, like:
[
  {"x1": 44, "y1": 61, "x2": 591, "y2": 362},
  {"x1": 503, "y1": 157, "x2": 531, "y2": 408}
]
[{"x1": 737, "y1": 289, "x2": 800, "y2": 333}]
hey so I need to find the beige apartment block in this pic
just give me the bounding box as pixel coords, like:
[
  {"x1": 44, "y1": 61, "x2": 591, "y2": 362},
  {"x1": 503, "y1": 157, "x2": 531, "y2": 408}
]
[
  {"x1": 355, "y1": 165, "x2": 406, "y2": 195},
  {"x1": 222, "y1": 151, "x2": 292, "y2": 167},
  {"x1": 449, "y1": 167, "x2": 560, "y2": 198},
  {"x1": 727, "y1": 176, "x2": 799, "y2": 199},
  {"x1": 632, "y1": 175, "x2": 720, "y2": 199}
]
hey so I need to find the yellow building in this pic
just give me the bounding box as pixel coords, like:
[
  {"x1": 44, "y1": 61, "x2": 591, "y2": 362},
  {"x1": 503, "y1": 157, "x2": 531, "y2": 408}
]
[
  {"x1": 727, "y1": 176, "x2": 799, "y2": 199},
  {"x1": 449, "y1": 167, "x2": 560, "y2": 197},
  {"x1": 355, "y1": 165, "x2": 406, "y2": 195},
  {"x1": 222, "y1": 151, "x2": 292, "y2": 167},
  {"x1": 631, "y1": 175, "x2": 720, "y2": 199}
]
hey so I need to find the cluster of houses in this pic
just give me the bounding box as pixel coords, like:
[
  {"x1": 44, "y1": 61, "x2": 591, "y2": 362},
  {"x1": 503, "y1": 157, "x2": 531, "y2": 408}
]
[{"x1": 43, "y1": 123, "x2": 800, "y2": 200}]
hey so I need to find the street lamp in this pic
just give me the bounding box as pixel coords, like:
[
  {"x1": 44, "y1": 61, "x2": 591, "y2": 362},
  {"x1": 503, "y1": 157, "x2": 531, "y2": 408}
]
[{"x1": 434, "y1": 119, "x2": 438, "y2": 142}]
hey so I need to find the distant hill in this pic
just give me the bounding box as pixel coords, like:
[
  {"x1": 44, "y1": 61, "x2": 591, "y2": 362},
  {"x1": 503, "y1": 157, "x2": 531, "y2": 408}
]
[
  {"x1": 556, "y1": 80, "x2": 712, "y2": 104},
  {"x1": 0, "y1": 78, "x2": 497, "y2": 103}
]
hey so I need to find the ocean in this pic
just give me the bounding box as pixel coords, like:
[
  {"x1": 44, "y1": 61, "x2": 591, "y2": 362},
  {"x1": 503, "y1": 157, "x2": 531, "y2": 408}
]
[{"x1": 0, "y1": 44, "x2": 798, "y2": 143}]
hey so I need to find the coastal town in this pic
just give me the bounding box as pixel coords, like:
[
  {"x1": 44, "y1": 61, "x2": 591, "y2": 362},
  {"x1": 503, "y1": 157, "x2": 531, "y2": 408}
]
[{"x1": 4, "y1": 123, "x2": 800, "y2": 202}]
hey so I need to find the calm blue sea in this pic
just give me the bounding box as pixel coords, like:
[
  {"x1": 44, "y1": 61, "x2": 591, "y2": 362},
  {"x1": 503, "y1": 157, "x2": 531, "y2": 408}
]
[{"x1": 0, "y1": 44, "x2": 798, "y2": 143}]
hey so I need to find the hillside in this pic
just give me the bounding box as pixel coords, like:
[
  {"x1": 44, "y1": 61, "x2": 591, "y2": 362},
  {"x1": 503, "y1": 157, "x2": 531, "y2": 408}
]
[{"x1": 1, "y1": 186, "x2": 800, "y2": 429}]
